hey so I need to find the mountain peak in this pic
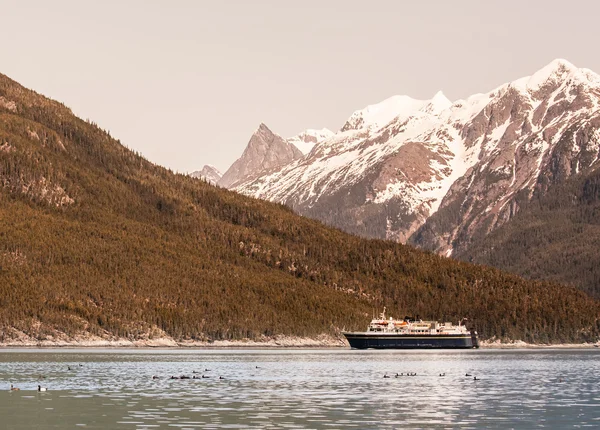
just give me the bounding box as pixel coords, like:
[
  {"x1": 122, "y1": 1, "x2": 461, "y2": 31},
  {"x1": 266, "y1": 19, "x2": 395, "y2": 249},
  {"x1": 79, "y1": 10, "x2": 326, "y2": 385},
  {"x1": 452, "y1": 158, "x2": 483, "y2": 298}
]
[
  {"x1": 254, "y1": 122, "x2": 274, "y2": 137},
  {"x1": 257, "y1": 122, "x2": 270, "y2": 131},
  {"x1": 218, "y1": 124, "x2": 303, "y2": 188},
  {"x1": 190, "y1": 165, "x2": 222, "y2": 185},
  {"x1": 340, "y1": 94, "x2": 430, "y2": 132},
  {"x1": 431, "y1": 90, "x2": 449, "y2": 101},
  {"x1": 509, "y1": 58, "x2": 600, "y2": 93},
  {"x1": 421, "y1": 91, "x2": 452, "y2": 115},
  {"x1": 527, "y1": 58, "x2": 578, "y2": 88},
  {"x1": 287, "y1": 128, "x2": 335, "y2": 155},
  {"x1": 545, "y1": 58, "x2": 577, "y2": 71}
]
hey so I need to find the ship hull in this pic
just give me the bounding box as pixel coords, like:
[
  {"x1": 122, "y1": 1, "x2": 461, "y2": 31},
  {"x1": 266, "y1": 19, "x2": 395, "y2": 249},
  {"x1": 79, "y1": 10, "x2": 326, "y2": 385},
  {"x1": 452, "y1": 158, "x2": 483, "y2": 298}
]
[{"x1": 342, "y1": 332, "x2": 478, "y2": 349}]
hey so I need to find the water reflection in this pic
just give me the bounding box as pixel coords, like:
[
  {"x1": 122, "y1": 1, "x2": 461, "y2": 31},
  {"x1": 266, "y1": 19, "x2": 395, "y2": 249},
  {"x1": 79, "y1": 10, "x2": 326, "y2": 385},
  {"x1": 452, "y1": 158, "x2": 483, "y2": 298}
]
[{"x1": 0, "y1": 349, "x2": 599, "y2": 429}]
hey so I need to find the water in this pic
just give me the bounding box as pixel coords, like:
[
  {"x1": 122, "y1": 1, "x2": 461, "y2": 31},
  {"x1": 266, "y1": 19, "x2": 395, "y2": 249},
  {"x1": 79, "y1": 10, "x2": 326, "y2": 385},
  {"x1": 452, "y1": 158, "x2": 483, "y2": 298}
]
[{"x1": 1, "y1": 348, "x2": 599, "y2": 429}]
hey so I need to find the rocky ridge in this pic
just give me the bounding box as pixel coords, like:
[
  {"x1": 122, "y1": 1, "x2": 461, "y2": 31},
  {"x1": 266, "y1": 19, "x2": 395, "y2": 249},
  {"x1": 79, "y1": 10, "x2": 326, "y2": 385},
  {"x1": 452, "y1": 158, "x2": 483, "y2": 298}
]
[{"x1": 218, "y1": 123, "x2": 304, "y2": 188}]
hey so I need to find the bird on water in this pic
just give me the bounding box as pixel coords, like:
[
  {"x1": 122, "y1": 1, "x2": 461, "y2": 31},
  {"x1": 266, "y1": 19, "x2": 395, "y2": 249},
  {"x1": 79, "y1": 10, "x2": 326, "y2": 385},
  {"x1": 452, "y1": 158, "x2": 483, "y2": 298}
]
[
  {"x1": 10, "y1": 384, "x2": 20, "y2": 391},
  {"x1": 38, "y1": 385, "x2": 47, "y2": 392}
]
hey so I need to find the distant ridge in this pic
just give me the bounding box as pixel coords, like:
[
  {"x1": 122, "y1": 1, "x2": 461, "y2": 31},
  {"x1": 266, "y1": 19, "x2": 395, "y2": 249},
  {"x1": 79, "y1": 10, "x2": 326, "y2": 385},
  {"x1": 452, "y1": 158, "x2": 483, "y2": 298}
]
[{"x1": 190, "y1": 165, "x2": 222, "y2": 185}]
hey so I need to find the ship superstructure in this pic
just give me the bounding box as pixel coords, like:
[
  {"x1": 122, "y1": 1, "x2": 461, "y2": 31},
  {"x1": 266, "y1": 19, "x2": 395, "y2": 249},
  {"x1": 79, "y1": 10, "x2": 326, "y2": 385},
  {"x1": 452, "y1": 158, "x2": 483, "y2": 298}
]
[{"x1": 343, "y1": 308, "x2": 479, "y2": 349}]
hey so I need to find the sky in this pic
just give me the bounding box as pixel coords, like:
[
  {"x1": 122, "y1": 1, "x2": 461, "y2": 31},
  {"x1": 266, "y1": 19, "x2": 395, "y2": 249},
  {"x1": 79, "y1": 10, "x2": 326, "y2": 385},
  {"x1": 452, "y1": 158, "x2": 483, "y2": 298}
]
[{"x1": 2, "y1": 0, "x2": 600, "y2": 174}]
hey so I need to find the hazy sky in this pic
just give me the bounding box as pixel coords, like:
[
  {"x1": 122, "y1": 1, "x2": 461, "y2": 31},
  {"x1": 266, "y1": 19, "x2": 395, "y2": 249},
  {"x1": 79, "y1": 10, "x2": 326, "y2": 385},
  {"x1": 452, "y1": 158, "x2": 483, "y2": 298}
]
[{"x1": 2, "y1": 0, "x2": 600, "y2": 174}]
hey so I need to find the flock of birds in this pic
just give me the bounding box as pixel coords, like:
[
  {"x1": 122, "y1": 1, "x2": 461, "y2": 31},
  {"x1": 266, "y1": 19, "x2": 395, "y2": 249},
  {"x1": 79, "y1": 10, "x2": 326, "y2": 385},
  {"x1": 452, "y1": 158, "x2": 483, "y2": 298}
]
[
  {"x1": 383, "y1": 372, "x2": 480, "y2": 381},
  {"x1": 9, "y1": 364, "x2": 85, "y2": 392},
  {"x1": 8, "y1": 363, "x2": 237, "y2": 392},
  {"x1": 155, "y1": 368, "x2": 226, "y2": 380},
  {"x1": 10, "y1": 364, "x2": 488, "y2": 391}
]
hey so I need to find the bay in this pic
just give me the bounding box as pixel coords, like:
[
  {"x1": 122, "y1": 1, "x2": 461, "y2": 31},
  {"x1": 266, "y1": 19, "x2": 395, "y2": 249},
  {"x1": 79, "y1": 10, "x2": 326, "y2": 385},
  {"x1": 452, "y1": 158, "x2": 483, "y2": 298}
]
[{"x1": 1, "y1": 348, "x2": 599, "y2": 429}]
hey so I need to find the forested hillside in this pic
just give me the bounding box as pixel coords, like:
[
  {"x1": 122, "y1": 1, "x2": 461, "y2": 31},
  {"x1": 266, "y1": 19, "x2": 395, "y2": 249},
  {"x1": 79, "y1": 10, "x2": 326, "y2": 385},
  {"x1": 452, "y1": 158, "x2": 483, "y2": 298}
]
[
  {"x1": 0, "y1": 73, "x2": 599, "y2": 344},
  {"x1": 457, "y1": 164, "x2": 600, "y2": 298}
]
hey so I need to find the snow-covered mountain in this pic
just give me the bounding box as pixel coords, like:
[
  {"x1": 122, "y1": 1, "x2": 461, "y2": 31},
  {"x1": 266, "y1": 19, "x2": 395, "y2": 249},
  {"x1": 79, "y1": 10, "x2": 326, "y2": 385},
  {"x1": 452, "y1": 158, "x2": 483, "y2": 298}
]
[
  {"x1": 340, "y1": 93, "x2": 451, "y2": 132},
  {"x1": 190, "y1": 165, "x2": 222, "y2": 185},
  {"x1": 220, "y1": 59, "x2": 600, "y2": 255},
  {"x1": 410, "y1": 59, "x2": 600, "y2": 255}
]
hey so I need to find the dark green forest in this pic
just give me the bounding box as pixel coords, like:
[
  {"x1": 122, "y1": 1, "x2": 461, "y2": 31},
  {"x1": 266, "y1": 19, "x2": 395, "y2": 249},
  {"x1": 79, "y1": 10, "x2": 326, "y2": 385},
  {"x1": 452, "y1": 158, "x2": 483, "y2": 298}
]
[
  {"x1": 0, "y1": 73, "x2": 599, "y2": 344},
  {"x1": 457, "y1": 164, "x2": 600, "y2": 298}
]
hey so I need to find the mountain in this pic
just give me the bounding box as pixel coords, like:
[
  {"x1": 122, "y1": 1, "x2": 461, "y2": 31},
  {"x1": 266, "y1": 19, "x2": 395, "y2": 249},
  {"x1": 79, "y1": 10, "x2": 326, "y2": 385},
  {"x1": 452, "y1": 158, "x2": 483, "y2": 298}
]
[
  {"x1": 226, "y1": 60, "x2": 600, "y2": 293},
  {"x1": 286, "y1": 128, "x2": 334, "y2": 155},
  {"x1": 218, "y1": 123, "x2": 303, "y2": 188},
  {"x1": 190, "y1": 165, "x2": 222, "y2": 185},
  {"x1": 233, "y1": 89, "x2": 464, "y2": 243},
  {"x1": 340, "y1": 93, "x2": 451, "y2": 132},
  {"x1": 1, "y1": 71, "x2": 598, "y2": 344},
  {"x1": 410, "y1": 59, "x2": 600, "y2": 257},
  {"x1": 215, "y1": 126, "x2": 332, "y2": 190}
]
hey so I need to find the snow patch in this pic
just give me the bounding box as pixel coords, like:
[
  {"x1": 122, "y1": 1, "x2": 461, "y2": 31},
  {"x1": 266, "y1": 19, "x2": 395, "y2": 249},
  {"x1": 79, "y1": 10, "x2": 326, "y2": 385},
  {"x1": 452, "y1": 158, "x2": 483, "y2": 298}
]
[
  {"x1": 374, "y1": 180, "x2": 417, "y2": 209},
  {"x1": 287, "y1": 128, "x2": 334, "y2": 155},
  {"x1": 420, "y1": 91, "x2": 452, "y2": 115},
  {"x1": 341, "y1": 94, "x2": 444, "y2": 132}
]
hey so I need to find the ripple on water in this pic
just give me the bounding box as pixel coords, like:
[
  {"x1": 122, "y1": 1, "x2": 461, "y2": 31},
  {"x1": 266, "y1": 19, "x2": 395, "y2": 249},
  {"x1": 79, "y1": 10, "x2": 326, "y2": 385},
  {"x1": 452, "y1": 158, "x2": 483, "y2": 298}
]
[{"x1": 1, "y1": 349, "x2": 600, "y2": 429}]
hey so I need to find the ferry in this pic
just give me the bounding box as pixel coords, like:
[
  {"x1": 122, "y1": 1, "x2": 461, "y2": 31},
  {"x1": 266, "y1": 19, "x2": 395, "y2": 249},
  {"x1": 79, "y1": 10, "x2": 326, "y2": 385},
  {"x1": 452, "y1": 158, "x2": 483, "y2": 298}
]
[{"x1": 342, "y1": 308, "x2": 479, "y2": 349}]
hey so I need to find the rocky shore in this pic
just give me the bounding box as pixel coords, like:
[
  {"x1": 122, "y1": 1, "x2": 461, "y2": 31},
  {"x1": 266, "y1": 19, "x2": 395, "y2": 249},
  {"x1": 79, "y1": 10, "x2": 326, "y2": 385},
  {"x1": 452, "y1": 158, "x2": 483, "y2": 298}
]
[
  {"x1": 0, "y1": 331, "x2": 347, "y2": 348},
  {"x1": 479, "y1": 339, "x2": 600, "y2": 349}
]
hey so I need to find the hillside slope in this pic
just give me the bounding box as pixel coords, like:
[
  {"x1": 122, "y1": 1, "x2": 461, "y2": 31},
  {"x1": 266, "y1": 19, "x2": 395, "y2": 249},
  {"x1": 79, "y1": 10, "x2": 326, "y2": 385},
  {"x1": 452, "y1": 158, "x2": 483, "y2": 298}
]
[
  {"x1": 455, "y1": 164, "x2": 600, "y2": 298},
  {"x1": 0, "y1": 73, "x2": 599, "y2": 344}
]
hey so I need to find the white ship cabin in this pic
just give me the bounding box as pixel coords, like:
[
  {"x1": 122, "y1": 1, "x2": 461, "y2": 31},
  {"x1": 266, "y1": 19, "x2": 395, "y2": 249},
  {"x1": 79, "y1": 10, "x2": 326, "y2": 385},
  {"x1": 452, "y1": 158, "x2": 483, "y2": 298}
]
[{"x1": 367, "y1": 308, "x2": 470, "y2": 334}]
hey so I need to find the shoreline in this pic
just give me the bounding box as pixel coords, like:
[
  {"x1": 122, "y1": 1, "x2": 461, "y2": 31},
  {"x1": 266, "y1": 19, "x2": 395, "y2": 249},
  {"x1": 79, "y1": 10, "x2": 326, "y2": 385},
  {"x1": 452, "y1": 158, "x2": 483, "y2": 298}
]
[
  {"x1": 1, "y1": 337, "x2": 598, "y2": 349},
  {"x1": 0, "y1": 334, "x2": 348, "y2": 349}
]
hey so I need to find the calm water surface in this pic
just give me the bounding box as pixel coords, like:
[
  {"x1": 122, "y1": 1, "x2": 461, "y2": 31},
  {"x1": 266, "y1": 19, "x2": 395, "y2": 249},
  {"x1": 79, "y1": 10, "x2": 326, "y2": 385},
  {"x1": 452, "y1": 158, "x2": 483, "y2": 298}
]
[{"x1": 1, "y1": 348, "x2": 599, "y2": 429}]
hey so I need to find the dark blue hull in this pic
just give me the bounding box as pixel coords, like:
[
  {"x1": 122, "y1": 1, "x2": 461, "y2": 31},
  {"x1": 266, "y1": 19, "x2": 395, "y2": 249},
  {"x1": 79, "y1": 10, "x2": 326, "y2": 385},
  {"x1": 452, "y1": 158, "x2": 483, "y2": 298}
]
[{"x1": 343, "y1": 332, "x2": 479, "y2": 349}]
